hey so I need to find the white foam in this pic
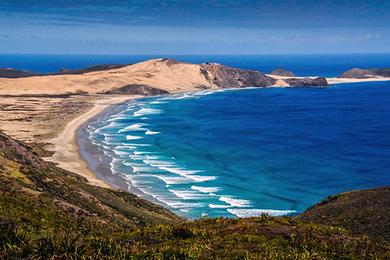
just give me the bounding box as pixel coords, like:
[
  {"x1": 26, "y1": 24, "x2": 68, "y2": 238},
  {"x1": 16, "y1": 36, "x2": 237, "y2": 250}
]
[
  {"x1": 191, "y1": 186, "x2": 220, "y2": 193},
  {"x1": 118, "y1": 123, "x2": 147, "y2": 133},
  {"x1": 227, "y1": 208, "x2": 296, "y2": 218},
  {"x1": 169, "y1": 189, "x2": 210, "y2": 200},
  {"x1": 158, "y1": 166, "x2": 215, "y2": 183},
  {"x1": 154, "y1": 175, "x2": 193, "y2": 185},
  {"x1": 129, "y1": 154, "x2": 148, "y2": 160},
  {"x1": 109, "y1": 158, "x2": 123, "y2": 173},
  {"x1": 104, "y1": 135, "x2": 120, "y2": 142},
  {"x1": 107, "y1": 116, "x2": 128, "y2": 122},
  {"x1": 100, "y1": 122, "x2": 122, "y2": 129},
  {"x1": 190, "y1": 175, "x2": 217, "y2": 182},
  {"x1": 134, "y1": 108, "x2": 162, "y2": 117},
  {"x1": 159, "y1": 166, "x2": 203, "y2": 176},
  {"x1": 156, "y1": 198, "x2": 204, "y2": 209},
  {"x1": 134, "y1": 151, "x2": 155, "y2": 155},
  {"x1": 126, "y1": 135, "x2": 143, "y2": 140},
  {"x1": 119, "y1": 144, "x2": 137, "y2": 149},
  {"x1": 143, "y1": 159, "x2": 176, "y2": 167},
  {"x1": 219, "y1": 196, "x2": 251, "y2": 207},
  {"x1": 124, "y1": 143, "x2": 151, "y2": 147},
  {"x1": 145, "y1": 130, "x2": 160, "y2": 135},
  {"x1": 130, "y1": 166, "x2": 154, "y2": 173},
  {"x1": 150, "y1": 100, "x2": 166, "y2": 104},
  {"x1": 113, "y1": 150, "x2": 129, "y2": 156},
  {"x1": 208, "y1": 204, "x2": 230, "y2": 209}
]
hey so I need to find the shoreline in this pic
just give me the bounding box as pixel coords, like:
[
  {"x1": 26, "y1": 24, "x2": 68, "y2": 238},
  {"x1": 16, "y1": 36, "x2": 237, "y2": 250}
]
[
  {"x1": 45, "y1": 95, "x2": 138, "y2": 189},
  {"x1": 43, "y1": 77, "x2": 390, "y2": 190}
]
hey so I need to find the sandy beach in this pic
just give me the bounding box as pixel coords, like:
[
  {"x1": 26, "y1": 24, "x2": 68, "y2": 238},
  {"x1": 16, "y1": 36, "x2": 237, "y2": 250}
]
[
  {"x1": 45, "y1": 95, "x2": 138, "y2": 188},
  {"x1": 326, "y1": 77, "x2": 390, "y2": 84}
]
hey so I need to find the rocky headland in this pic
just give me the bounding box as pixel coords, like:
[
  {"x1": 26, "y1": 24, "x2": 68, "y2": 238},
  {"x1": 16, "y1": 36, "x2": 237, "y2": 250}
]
[
  {"x1": 0, "y1": 58, "x2": 328, "y2": 96},
  {"x1": 339, "y1": 68, "x2": 390, "y2": 78},
  {"x1": 271, "y1": 68, "x2": 295, "y2": 77}
]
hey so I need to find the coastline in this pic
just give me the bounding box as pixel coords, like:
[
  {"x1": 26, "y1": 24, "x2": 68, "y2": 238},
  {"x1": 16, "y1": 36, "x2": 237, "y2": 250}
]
[
  {"x1": 45, "y1": 95, "x2": 138, "y2": 189},
  {"x1": 42, "y1": 77, "x2": 390, "y2": 193}
]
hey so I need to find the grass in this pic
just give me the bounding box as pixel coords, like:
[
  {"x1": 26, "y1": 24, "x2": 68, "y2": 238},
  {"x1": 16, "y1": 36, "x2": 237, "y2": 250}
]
[{"x1": 0, "y1": 131, "x2": 389, "y2": 259}]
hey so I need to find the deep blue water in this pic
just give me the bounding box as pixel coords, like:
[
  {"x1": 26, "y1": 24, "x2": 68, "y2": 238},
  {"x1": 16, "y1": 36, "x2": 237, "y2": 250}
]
[
  {"x1": 3, "y1": 54, "x2": 389, "y2": 219},
  {"x1": 1, "y1": 53, "x2": 390, "y2": 76},
  {"x1": 83, "y1": 82, "x2": 390, "y2": 219}
]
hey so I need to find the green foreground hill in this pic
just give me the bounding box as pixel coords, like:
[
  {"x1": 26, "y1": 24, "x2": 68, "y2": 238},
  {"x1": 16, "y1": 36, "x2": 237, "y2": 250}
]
[{"x1": 0, "y1": 131, "x2": 389, "y2": 259}]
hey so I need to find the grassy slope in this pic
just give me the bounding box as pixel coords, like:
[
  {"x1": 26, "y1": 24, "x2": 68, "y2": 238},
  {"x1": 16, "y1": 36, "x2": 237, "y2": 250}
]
[
  {"x1": 301, "y1": 187, "x2": 390, "y2": 243},
  {"x1": 0, "y1": 131, "x2": 389, "y2": 259}
]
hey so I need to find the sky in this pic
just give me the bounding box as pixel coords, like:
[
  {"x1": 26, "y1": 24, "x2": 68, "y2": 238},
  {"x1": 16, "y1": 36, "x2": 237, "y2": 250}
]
[{"x1": 0, "y1": 0, "x2": 390, "y2": 55}]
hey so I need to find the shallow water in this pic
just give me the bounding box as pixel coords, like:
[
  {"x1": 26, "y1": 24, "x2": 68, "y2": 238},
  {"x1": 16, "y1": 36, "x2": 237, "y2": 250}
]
[{"x1": 81, "y1": 82, "x2": 390, "y2": 219}]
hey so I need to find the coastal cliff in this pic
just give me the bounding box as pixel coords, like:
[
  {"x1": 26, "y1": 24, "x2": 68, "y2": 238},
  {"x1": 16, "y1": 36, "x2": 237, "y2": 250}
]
[{"x1": 0, "y1": 58, "x2": 327, "y2": 96}]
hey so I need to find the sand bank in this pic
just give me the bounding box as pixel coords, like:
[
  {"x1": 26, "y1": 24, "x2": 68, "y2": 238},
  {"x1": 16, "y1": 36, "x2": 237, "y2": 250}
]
[
  {"x1": 45, "y1": 95, "x2": 137, "y2": 188},
  {"x1": 326, "y1": 77, "x2": 390, "y2": 84}
]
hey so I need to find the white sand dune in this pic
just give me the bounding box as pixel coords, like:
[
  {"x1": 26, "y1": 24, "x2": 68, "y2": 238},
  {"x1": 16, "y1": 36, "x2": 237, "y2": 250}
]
[{"x1": 0, "y1": 59, "x2": 217, "y2": 95}]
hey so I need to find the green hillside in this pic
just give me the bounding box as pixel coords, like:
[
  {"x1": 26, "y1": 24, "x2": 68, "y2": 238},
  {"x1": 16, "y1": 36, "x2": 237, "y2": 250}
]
[{"x1": 0, "y1": 131, "x2": 388, "y2": 259}]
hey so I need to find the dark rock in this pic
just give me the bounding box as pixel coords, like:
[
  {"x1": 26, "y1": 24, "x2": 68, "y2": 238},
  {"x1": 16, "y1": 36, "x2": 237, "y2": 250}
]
[
  {"x1": 339, "y1": 68, "x2": 390, "y2": 78},
  {"x1": 284, "y1": 77, "x2": 328, "y2": 87},
  {"x1": 103, "y1": 84, "x2": 170, "y2": 96},
  {"x1": 55, "y1": 64, "x2": 128, "y2": 75},
  {"x1": 0, "y1": 68, "x2": 37, "y2": 78},
  {"x1": 200, "y1": 63, "x2": 276, "y2": 88},
  {"x1": 271, "y1": 68, "x2": 295, "y2": 77}
]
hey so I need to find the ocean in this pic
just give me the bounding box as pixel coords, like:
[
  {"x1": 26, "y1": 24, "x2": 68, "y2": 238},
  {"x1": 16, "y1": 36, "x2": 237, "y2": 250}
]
[
  {"x1": 79, "y1": 82, "x2": 390, "y2": 219},
  {"x1": 3, "y1": 54, "x2": 390, "y2": 219}
]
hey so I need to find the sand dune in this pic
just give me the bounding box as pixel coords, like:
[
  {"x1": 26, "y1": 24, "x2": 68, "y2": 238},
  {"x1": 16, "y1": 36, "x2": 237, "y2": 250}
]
[{"x1": 0, "y1": 59, "x2": 218, "y2": 95}]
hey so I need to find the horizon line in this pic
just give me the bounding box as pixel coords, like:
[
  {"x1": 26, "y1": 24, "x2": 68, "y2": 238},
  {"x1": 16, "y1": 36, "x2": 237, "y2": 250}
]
[{"x1": 1, "y1": 52, "x2": 390, "y2": 56}]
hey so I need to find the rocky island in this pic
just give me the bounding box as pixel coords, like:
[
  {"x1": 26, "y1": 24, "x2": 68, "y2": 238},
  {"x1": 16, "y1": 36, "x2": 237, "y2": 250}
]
[
  {"x1": 271, "y1": 68, "x2": 295, "y2": 77},
  {"x1": 339, "y1": 68, "x2": 390, "y2": 78}
]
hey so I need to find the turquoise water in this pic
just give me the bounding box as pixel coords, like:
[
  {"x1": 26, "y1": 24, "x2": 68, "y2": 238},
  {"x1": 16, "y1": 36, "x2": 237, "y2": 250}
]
[{"x1": 82, "y1": 82, "x2": 390, "y2": 219}]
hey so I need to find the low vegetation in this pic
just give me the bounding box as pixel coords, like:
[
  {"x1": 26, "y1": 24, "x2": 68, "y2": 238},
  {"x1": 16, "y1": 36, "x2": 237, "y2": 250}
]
[{"x1": 0, "y1": 131, "x2": 389, "y2": 259}]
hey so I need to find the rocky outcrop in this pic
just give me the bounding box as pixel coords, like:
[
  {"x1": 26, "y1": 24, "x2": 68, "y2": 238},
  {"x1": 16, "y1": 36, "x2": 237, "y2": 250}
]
[
  {"x1": 0, "y1": 68, "x2": 37, "y2": 78},
  {"x1": 284, "y1": 77, "x2": 328, "y2": 87},
  {"x1": 339, "y1": 68, "x2": 390, "y2": 78},
  {"x1": 103, "y1": 84, "x2": 170, "y2": 96},
  {"x1": 200, "y1": 63, "x2": 276, "y2": 88},
  {"x1": 271, "y1": 68, "x2": 295, "y2": 77},
  {"x1": 55, "y1": 64, "x2": 128, "y2": 75}
]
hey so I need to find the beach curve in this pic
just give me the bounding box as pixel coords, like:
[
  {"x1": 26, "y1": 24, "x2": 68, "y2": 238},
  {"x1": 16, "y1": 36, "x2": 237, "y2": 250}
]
[{"x1": 45, "y1": 95, "x2": 138, "y2": 188}]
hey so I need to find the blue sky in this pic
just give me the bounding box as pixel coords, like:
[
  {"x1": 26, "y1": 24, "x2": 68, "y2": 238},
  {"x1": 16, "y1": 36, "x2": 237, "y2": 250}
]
[{"x1": 0, "y1": 0, "x2": 389, "y2": 54}]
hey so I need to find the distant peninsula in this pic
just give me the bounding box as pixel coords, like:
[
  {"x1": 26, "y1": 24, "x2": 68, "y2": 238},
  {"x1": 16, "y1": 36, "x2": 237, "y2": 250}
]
[
  {"x1": 339, "y1": 68, "x2": 390, "y2": 78},
  {"x1": 0, "y1": 58, "x2": 328, "y2": 96}
]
